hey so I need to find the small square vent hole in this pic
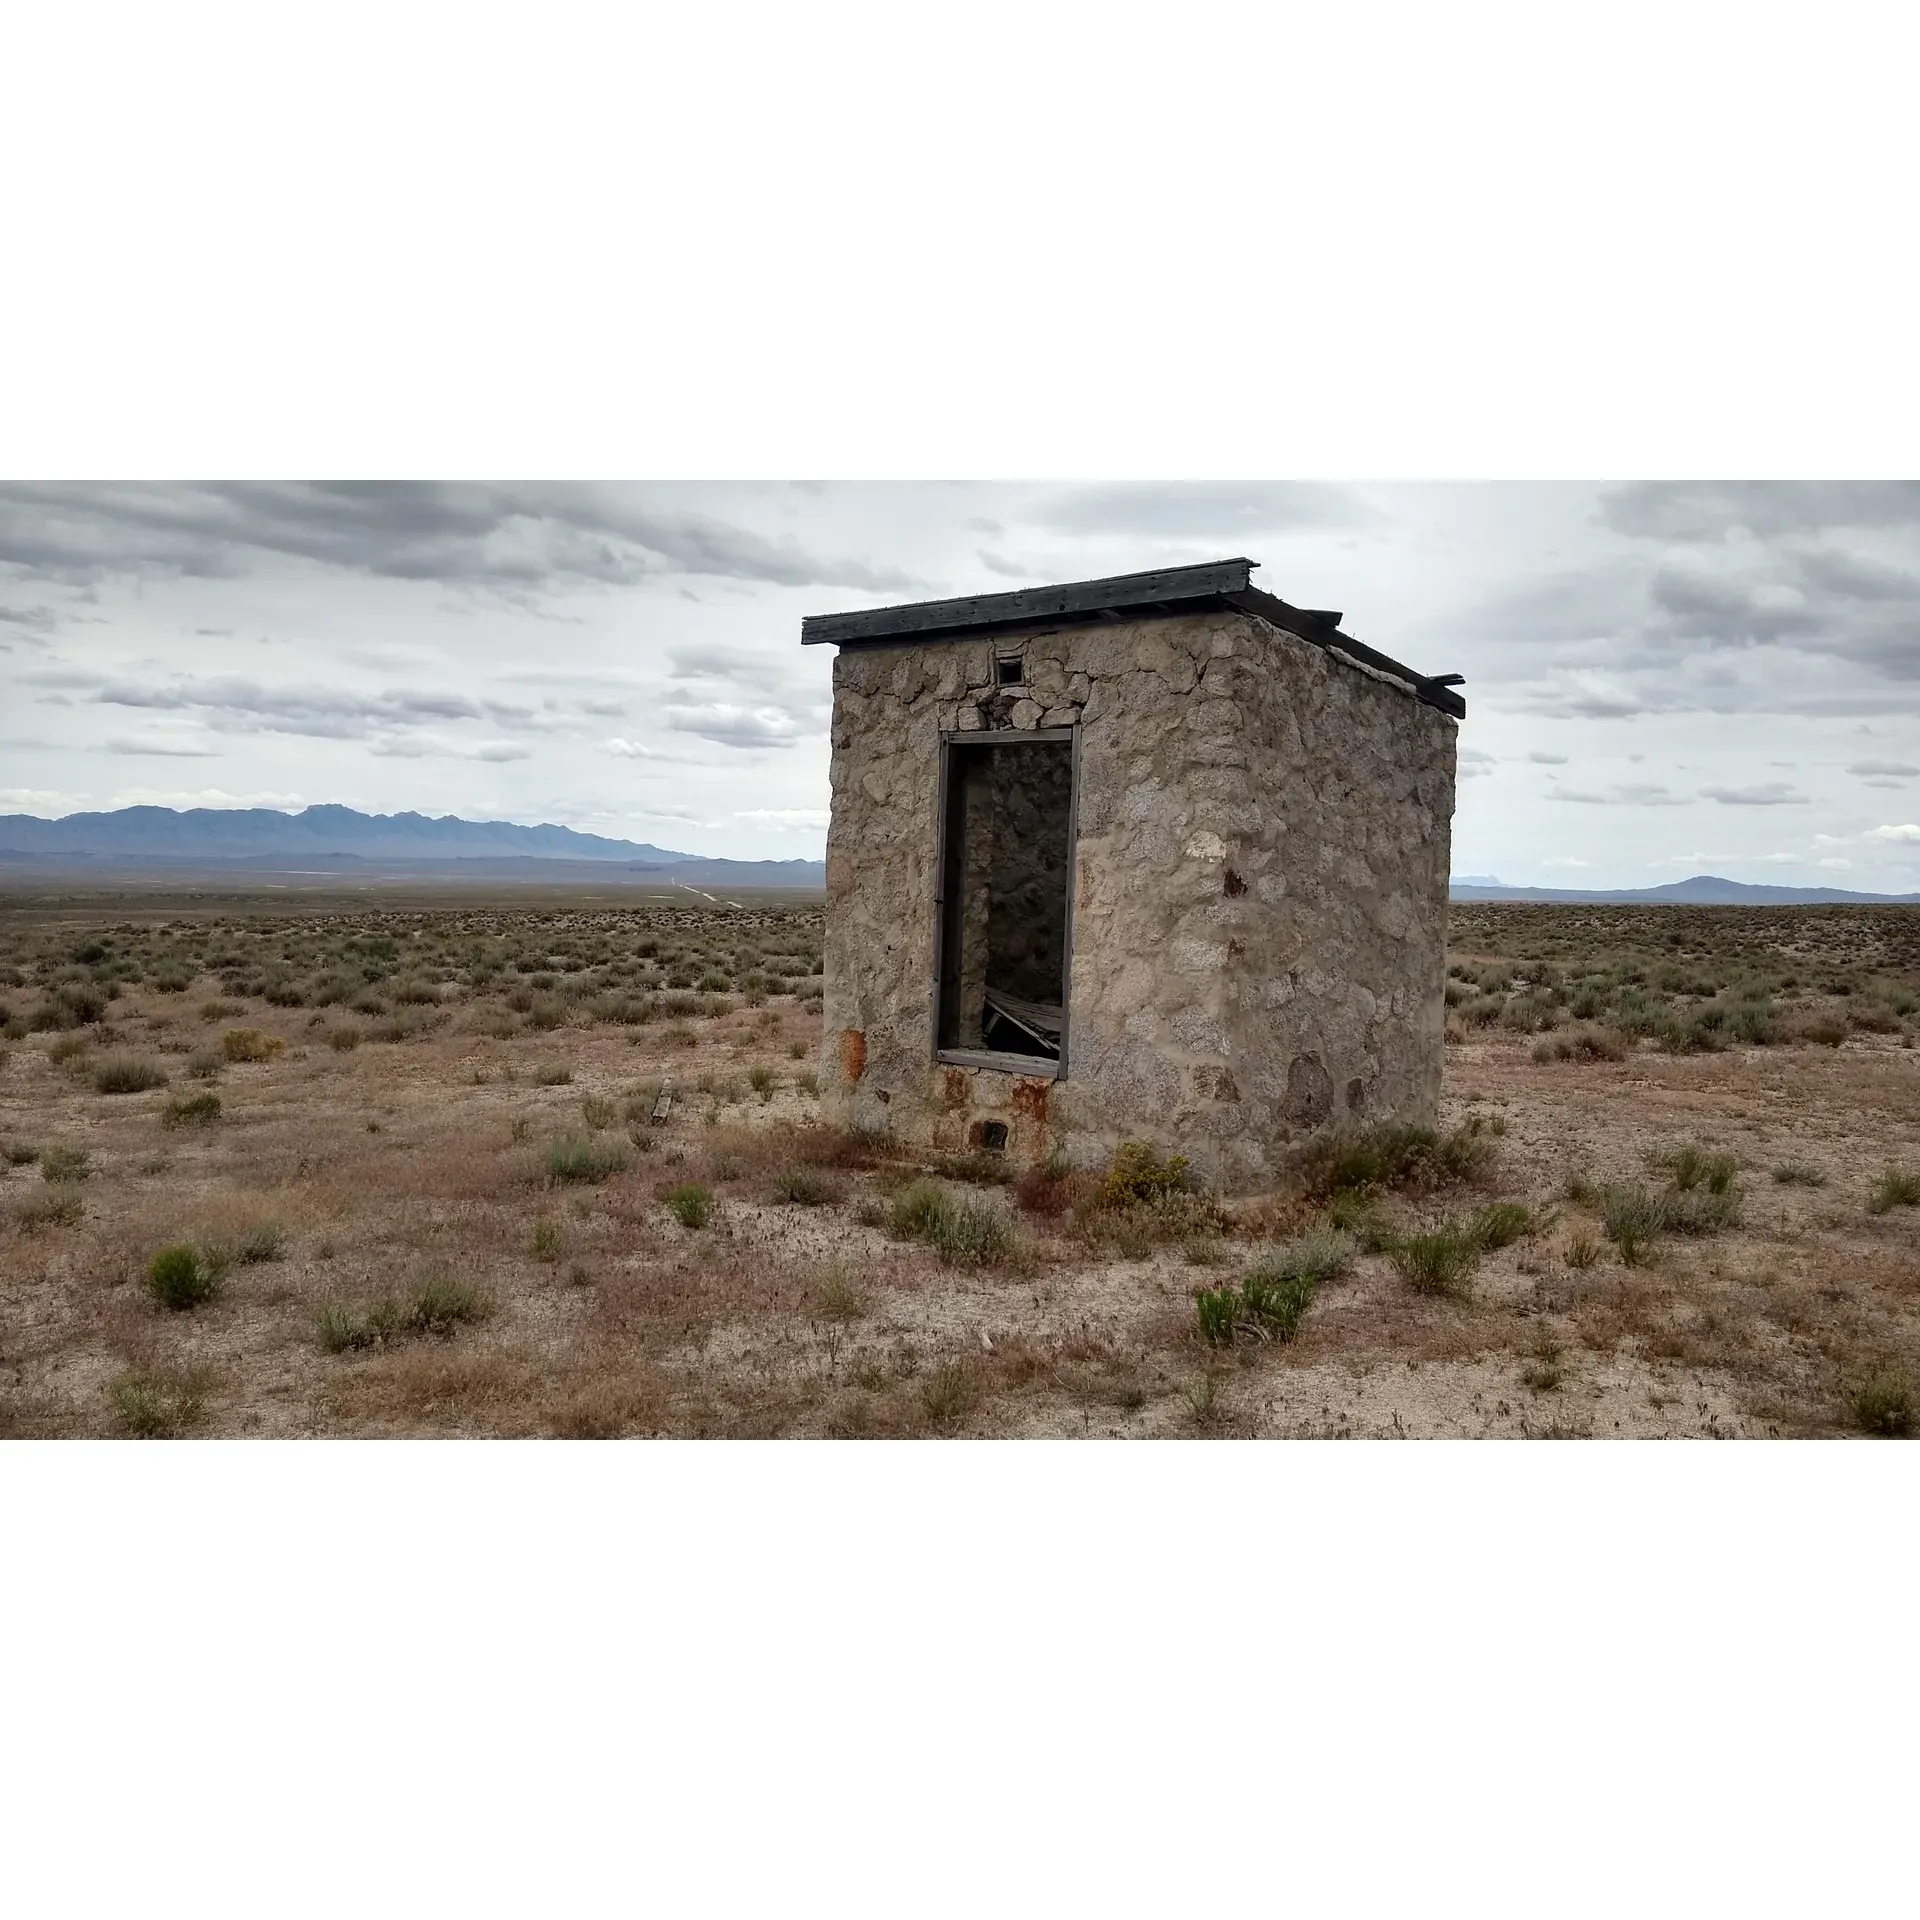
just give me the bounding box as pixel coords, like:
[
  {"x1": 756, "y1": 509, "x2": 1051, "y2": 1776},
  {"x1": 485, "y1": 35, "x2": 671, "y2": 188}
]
[{"x1": 995, "y1": 655, "x2": 1024, "y2": 687}]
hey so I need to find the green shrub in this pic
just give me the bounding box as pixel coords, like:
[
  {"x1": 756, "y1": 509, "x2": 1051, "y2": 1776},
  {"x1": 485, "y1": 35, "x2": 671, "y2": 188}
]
[
  {"x1": 327, "y1": 1022, "x2": 362, "y2": 1051},
  {"x1": 147, "y1": 1243, "x2": 220, "y2": 1311},
  {"x1": 1237, "y1": 1269, "x2": 1319, "y2": 1342},
  {"x1": 547, "y1": 1134, "x2": 632, "y2": 1183},
  {"x1": 40, "y1": 1145, "x2": 90, "y2": 1182},
  {"x1": 1656, "y1": 1144, "x2": 1738, "y2": 1194},
  {"x1": 774, "y1": 1165, "x2": 829, "y2": 1206},
  {"x1": 36, "y1": 983, "x2": 105, "y2": 1029},
  {"x1": 186, "y1": 1049, "x2": 223, "y2": 1080},
  {"x1": 318, "y1": 1302, "x2": 379, "y2": 1353},
  {"x1": 1466, "y1": 1201, "x2": 1531, "y2": 1250},
  {"x1": 318, "y1": 1279, "x2": 482, "y2": 1351},
  {"x1": 1771, "y1": 1161, "x2": 1827, "y2": 1187},
  {"x1": 366, "y1": 1007, "x2": 442, "y2": 1044},
  {"x1": 1663, "y1": 1185, "x2": 1741, "y2": 1236},
  {"x1": 1868, "y1": 1169, "x2": 1920, "y2": 1216},
  {"x1": 1309, "y1": 1120, "x2": 1495, "y2": 1197},
  {"x1": 1532, "y1": 1024, "x2": 1628, "y2": 1064},
  {"x1": 580, "y1": 1094, "x2": 616, "y2": 1130},
  {"x1": 220, "y1": 1028, "x2": 282, "y2": 1063},
  {"x1": 1389, "y1": 1226, "x2": 1480, "y2": 1298},
  {"x1": 932, "y1": 1192, "x2": 1015, "y2": 1264},
  {"x1": 1851, "y1": 1370, "x2": 1914, "y2": 1437},
  {"x1": 665, "y1": 1182, "x2": 713, "y2": 1228},
  {"x1": 535, "y1": 1062, "x2": 573, "y2": 1086},
  {"x1": 236, "y1": 1222, "x2": 284, "y2": 1264},
  {"x1": 1253, "y1": 1227, "x2": 1356, "y2": 1290},
  {"x1": 887, "y1": 1176, "x2": 1015, "y2": 1263},
  {"x1": 532, "y1": 1215, "x2": 562, "y2": 1260},
  {"x1": 161, "y1": 1092, "x2": 221, "y2": 1128},
  {"x1": 4, "y1": 1139, "x2": 40, "y2": 1166},
  {"x1": 814, "y1": 1269, "x2": 871, "y2": 1323},
  {"x1": 1103, "y1": 1141, "x2": 1192, "y2": 1206},
  {"x1": 920, "y1": 1361, "x2": 979, "y2": 1430},
  {"x1": 404, "y1": 1277, "x2": 481, "y2": 1334},
  {"x1": 1601, "y1": 1185, "x2": 1667, "y2": 1265},
  {"x1": 889, "y1": 1177, "x2": 953, "y2": 1241},
  {"x1": 14, "y1": 1184, "x2": 82, "y2": 1229},
  {"x1": 110, "y1": 1371, "x2": 207, "y2": 1437},
  {"x1": 1521, "y1": 1344, "x2": 1566, "y2": 1393},
  {"x1": 1181, "y1": 1371, "x2": 1223, "y2": 1428},
  {"x1": 749, "y1": 1063, "x2": 777, "y2": 1103},
  {"x1": 93, "y1": 1054, "x2": 168, "y2": 1094},
  {"x1": 1196, "y1": 1230, "x2": 1353, "y2": 1346},
  {"x1": 1326, "y1": 1188, "x2": 1397, "y2": 1250},
  {"x1": 1195, "y1": 1288, "x2": 1241, "y2": 1346}
]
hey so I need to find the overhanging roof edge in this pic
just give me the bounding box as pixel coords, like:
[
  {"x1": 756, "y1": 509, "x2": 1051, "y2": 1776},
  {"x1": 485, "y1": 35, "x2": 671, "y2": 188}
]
[{"x1": 800, "y1": 557, "x2": 1464, "y2": 719}]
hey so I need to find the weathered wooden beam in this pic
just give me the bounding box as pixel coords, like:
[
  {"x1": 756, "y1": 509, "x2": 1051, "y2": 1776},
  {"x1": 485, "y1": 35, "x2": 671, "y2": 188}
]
[
  {"x1": 801, "y1": 559, "x2": 1256, "y2": 647},
  {"x1": 1225, "y1": 587, "x2": 1467, "y2": 719}
]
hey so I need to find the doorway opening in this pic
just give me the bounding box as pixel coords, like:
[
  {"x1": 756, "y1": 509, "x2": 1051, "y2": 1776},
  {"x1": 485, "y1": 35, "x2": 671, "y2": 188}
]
[{"x1": 935, "y1": 731, "x2": 1076, "y2": 1073}]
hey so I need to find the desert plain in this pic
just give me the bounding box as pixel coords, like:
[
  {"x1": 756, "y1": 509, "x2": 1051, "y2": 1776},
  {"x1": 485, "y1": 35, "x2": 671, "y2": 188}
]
[{"x1": 3, "y1": 888, "x2": 1918, "y2": 1439}]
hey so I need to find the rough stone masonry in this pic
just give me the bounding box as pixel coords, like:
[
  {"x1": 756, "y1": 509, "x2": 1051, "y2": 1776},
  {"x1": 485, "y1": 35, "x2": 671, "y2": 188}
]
[{"x1": 808, "y1": 564, "x2": 1460, "y2": 1191}]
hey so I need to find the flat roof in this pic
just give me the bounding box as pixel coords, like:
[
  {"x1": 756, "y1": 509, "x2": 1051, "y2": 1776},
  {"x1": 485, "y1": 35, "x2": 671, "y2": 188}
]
[{"x1": 800, "y1": 558, "x2": 1465, "y2": 718}]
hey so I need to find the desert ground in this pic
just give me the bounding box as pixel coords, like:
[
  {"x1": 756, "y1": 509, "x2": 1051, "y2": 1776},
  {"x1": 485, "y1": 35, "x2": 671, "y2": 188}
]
[{"x1": 3, "y1": 890, "x2": 1918, "y2": 1439}]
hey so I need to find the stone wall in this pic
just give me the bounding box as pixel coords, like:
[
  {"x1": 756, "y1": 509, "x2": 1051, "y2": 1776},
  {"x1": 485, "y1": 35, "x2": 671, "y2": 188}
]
[{"x1": 819, "y1": 605, "x2": 1457, "y2": 1188}]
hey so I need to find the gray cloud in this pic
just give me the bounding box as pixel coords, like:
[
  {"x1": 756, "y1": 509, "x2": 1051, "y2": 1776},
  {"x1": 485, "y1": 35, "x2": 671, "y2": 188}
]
[
  {"x1": 660, "y1": 645, "x2": 827, "y2": 749},
  {"x1": 1551, "y1": 782, "x2": 1689, "y2": 806},
  {"x1": 1647, "y1": 560, "x2": 1822, "y2": 644},
  {"x1": 100, "y1": 737, "x2": 222, "y2": 758},
  {"x1": 667, "y1": 643, "x2": 789, "y2": 688},
  {"x1": 1527, "y1": 751, "x2": 1568, "y2": 765},
  {"x1": 1701, "y1": 782, "x2": 1809, "y2": 806},
  {"x1": 0, "y1": 482, "x2": 920, "y2": 596},
  {"x1": 368, "y1": 738, "x2": 532, "y2": 762},
  {"x1": 1430, "y1": 483, "x2": 1920, "y2": 722},
  {"x1": 1849, "y1": 759, "x2": 1919, "y2": 778},
  {"x1": 1599, "y1": 482, "x2": 1920, "y2": 542},
  {"x1": 0, "y1": 603, "x2": 63, "y2": 643},
  {"x1": 1033, "y1": 481, "x2": 1376, "y2": 541},
  {"x1": 25, "y1": 667, "x2": 491, "y2": 740},
  {"x1": 664, "y1": 702, "x2": 814, "y2": 749},
  {"x1": 977, "y1": 550, "x2": 1046, "y2": 579}
]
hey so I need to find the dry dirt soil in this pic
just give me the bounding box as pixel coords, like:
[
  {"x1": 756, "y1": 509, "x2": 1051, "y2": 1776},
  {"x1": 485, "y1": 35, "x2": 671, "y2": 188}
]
[{"x1": 4, "y1": 902, "x2": 1920, "y2": 1439}]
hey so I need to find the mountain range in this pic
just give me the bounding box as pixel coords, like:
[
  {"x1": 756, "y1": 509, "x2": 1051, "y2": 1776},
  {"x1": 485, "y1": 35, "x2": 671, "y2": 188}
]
[
  {"x1": 2, "y1": 810, "x2": 1912, "y2": 905},
  {"x1": 1449, "y1": 875, "x2": 1920, "y2": 906},
  {"x1": 0, "y1": 806, "x2": 824, "y2": 889}
]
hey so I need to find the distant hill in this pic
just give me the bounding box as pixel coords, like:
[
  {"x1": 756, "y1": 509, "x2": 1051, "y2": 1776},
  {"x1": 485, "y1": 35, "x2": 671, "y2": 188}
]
[
  {"x1": 1451, "y1": 874, "x2": 1920, "y2": 906},
  {"x1": 0, "y1": 805, "x2": 824, "y2": 889}
]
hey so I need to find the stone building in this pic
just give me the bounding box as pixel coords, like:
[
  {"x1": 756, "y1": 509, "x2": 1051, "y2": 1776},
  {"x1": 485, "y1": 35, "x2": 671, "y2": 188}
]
[{"x1": 803, "y1": 558, "x2": 1464, "y2": 1190}]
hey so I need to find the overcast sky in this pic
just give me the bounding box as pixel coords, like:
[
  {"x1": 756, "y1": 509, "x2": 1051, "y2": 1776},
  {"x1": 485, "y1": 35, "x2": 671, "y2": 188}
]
[{"x1": 3, "y1": 479, "x2": 1918, "y2": 887}]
